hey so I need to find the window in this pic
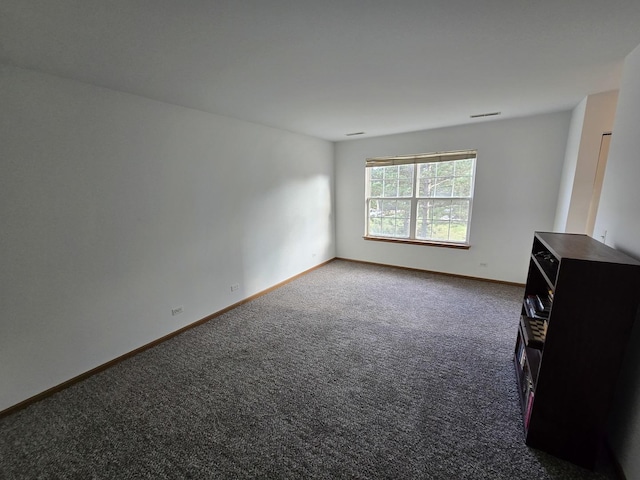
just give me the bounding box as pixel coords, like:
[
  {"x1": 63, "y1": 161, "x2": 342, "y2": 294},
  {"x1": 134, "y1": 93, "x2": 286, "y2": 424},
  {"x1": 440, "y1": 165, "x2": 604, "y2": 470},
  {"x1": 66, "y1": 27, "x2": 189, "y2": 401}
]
[{"x1": 365, "y1": 150, "x2": 476, "y2": 247}]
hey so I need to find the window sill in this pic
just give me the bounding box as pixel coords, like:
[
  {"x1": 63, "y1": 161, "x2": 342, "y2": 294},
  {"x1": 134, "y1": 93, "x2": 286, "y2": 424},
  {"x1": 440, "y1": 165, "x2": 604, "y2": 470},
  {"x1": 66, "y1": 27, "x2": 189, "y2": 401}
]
[{"x1": 363, "y1": 236, "x2": 470, "y2": 250}]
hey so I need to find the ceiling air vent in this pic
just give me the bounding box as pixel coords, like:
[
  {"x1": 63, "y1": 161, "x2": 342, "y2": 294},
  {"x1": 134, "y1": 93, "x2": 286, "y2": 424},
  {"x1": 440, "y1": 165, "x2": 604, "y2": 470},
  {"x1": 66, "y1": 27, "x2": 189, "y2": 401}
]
[{"x1": 470, "y1": 112, "x2": 501, "y2": 119}]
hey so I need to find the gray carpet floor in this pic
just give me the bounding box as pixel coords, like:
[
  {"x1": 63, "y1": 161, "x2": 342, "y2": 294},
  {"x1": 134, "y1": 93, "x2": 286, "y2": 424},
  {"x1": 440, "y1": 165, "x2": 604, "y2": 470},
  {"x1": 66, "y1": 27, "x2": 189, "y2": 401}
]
[{"x1": 0, "y1": 260, "x2": 618, "y2": 479}]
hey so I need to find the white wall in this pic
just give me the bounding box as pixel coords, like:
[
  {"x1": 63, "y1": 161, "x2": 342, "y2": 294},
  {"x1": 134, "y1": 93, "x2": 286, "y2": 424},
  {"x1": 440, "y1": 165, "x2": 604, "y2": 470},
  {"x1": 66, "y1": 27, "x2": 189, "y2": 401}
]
[
  {"x1": 0, "y1": 65, "x2": 335, "y2": 412},
  {"x1": 554, "y1": 90, "x2": 618, "y2": 234},
  {"x1": 594, "y1": 44, "x2": 640, "y2": 480},
  {"x1": 553, "y1": 98, "x2": 586, "y2": 232},
  {"x1": 335, "y1": 112, "x2": 571, "y2": 283}
]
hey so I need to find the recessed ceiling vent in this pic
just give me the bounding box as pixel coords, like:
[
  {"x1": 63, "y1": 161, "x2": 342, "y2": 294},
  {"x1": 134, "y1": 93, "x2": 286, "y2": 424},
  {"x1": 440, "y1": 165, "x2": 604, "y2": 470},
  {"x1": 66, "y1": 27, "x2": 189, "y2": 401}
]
[
  {"x1": 470, "y1": 111, "x2": 501, "y2": 119},
  {"x1": 345, "y1": 131, "x2": 365, "y2": 136}
]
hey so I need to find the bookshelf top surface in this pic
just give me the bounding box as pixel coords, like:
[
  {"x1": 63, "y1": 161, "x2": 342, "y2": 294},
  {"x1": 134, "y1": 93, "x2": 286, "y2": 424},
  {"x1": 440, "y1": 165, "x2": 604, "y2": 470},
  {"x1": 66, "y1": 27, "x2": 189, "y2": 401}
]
[{"x1": 535, "y1": 232, "x2": 640, "y2": 266}]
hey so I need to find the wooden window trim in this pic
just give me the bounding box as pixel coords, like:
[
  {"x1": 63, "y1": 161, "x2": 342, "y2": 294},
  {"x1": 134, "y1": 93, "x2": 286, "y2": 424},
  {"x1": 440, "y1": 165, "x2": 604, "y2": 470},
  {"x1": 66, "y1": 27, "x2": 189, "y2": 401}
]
[{"x1": 363, "y1": 235, "x2": 471, "y2": 250}]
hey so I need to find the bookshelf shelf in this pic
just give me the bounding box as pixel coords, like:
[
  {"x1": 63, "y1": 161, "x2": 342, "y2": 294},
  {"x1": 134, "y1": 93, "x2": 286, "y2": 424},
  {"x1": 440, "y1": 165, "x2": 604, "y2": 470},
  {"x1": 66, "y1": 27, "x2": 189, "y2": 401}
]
[{"x1": 513, "y1": 232, "x2": 640, "y2": 469}]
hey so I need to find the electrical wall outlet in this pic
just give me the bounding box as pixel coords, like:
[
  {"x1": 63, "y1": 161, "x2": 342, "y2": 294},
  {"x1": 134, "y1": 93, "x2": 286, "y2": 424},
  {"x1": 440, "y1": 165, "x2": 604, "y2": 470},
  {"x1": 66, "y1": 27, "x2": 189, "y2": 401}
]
[
  {"x1": 600, "y1": 230, "x2": 608, "y2": 244},
  {"x1": 231, "y1": 283, "x2": 240, "y2": 292},
  {"x1": 171, "y1": 306, "x2": 184, "y2": 316}
]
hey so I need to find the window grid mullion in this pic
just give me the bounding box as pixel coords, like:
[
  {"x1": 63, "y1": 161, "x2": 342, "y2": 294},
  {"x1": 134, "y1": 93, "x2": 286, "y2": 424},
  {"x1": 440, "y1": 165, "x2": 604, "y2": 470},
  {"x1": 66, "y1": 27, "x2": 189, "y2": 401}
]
[{"x1": 409, "y1": 164, "x2": 418, "y2": 240}]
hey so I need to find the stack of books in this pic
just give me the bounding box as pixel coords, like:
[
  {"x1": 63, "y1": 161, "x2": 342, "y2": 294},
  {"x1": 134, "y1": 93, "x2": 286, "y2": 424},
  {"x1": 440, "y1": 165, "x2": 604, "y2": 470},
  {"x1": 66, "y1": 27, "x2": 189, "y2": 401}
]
[
  {"x1": 524, "y1": 294, "x2": 551, "y2": 320},
  {"x1": 522, "y1": 293, "x2": 551, "y2": 346}
]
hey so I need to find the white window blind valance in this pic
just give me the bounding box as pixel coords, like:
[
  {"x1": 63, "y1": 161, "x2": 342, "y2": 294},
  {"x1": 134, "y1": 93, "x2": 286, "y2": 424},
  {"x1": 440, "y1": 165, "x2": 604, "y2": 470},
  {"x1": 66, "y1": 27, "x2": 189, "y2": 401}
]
[{"x1": 365, "y1": 149, "x2": 477, "y2": 167}]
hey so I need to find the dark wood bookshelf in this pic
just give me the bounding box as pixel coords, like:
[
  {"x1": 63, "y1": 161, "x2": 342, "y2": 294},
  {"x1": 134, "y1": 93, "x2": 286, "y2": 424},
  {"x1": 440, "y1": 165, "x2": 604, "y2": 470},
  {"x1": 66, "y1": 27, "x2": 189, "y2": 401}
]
[{"x1": 513, "y1": 232, "x2": 640, "y2": 469}]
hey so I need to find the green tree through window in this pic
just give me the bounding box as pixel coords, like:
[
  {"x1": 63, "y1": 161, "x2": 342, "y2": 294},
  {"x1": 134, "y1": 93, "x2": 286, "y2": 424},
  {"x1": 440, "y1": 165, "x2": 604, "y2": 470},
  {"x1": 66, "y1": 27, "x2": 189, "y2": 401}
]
[{"x1": 365, "y1": 150, "x2": 476, "y2": 245}]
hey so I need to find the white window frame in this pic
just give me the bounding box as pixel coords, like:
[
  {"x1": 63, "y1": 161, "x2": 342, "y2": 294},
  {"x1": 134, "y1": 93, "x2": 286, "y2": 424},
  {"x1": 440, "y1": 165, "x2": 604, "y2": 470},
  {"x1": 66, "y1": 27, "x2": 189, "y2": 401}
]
[{"x1": 364, "y1": 150, "x2": 477, "y2": 248}]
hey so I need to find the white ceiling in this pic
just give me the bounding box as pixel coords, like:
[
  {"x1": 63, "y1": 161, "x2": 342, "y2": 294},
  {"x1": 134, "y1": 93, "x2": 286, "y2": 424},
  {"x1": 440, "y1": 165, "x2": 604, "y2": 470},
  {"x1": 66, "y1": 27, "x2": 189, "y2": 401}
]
[{"x1": 2, "y1": 0, "x2": 640, "y2": 141}]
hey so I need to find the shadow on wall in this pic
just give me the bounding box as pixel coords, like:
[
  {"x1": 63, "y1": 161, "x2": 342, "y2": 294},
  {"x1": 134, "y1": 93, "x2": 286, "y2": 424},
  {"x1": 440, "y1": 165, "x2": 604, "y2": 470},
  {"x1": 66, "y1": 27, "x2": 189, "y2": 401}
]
[{"x1": 241, "y1": 174, "x2": 333, "y2": 296}]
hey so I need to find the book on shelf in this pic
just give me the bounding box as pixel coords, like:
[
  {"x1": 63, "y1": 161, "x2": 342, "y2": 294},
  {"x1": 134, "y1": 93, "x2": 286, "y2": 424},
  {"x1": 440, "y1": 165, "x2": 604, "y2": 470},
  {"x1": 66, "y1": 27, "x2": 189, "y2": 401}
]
[
  {"x1": 524, "y1": 390, "x2": 535, "y2": 430},
  {"x1": 520, "y1": 361, "x2": 530, "y2": 395},
  {"x1": 517, "y1": 340, "x2": 526, "y2": 368},
  {"x1": 536, "y1": 294, "x2": 551, "y2": 314},
  {"x1": 524, "y1": 294, "x2": 550, "y2": 320}
]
